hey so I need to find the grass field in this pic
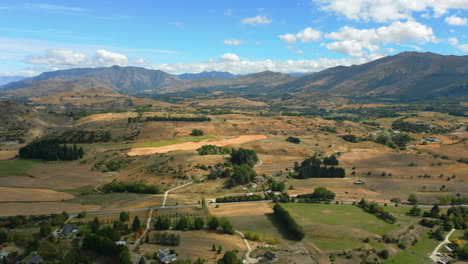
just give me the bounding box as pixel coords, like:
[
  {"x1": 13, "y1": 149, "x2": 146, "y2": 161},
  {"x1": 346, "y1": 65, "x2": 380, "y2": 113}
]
[
  {"x1": 383, "y1": 233, "x2": 437, "y2": 264},
  {"x1": 0, "y1": 159, "x2": 41, "y2": 176},
  {"x1": 133, "y1": 135, "x2": 217, "y2": 148},
  {"x1": 281, "y1": 203, "x2": 400, "y2": 251}
]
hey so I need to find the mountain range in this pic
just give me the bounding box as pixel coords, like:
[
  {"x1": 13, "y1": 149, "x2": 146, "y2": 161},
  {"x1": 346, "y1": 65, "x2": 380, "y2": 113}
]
[{"x1": 1, "y1": 52, "x2": 466, "y2": 101}]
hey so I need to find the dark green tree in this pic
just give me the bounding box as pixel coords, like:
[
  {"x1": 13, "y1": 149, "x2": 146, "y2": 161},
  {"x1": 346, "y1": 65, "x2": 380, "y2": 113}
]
[{"x1": 132, "y1": 216, "x2": 141, "y2": 232}]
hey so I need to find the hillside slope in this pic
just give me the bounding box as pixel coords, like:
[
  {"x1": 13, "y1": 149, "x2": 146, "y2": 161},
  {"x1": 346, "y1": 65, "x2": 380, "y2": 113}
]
[{"x1": 277, "y1": 52, "x2": 468, "y2": 100}]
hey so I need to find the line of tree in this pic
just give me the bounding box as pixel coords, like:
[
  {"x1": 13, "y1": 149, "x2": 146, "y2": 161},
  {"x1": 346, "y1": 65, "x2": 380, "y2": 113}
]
[
  {"x1": 197, "y1": 145, "x2": 231, "y2": 155},
  {"x1": 286, "y1": 136, "x2": 301, "y2": 144},
  {"x1": 101, "y1": 182, "x2": 162, "y2": 194},
  {"x1": 19, "y1": 138, "x2": 84, "y2": 161},
  {"x1": 55, "y1": 130, "x2": 112, "y2": 143},
  {"x1": 296, "y1": 187, "x2": 336, "y2": 202},
  {"x1": 216, "y1": 194, "x2": 265, "y2": 203},
  {"x1": 154, "y1": 216, "x2": 172, "y2": 230},
  {"x1": 128, "y1": 116, "x2": 141, "y2": 123},
  {"x1": 294, "y1": 156, "x2": 345, "y2": 179},
  {"x1": 150, "y1": 232, "x2": 180, "y2": 246},
  {"x1": 173, "y1": 216, "x2": 205, "y2": 231},
  {"x1": 272, "y1": 203, "x2": 304, "y2": 241},
  {"x1": 357, "y1": 199, "x2": 396, "y2": 224},
  {"x1": 145, "y1": 116, "x2": 211, "y2": 122}
]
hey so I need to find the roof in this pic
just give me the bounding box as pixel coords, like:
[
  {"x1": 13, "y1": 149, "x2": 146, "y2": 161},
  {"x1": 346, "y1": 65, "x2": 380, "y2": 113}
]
[
  {"x1": 116, "y1": 241, "x2": 127, "y2": 245},
  {"x1": 264, "y1": 251, "x2": 278, "y2": 261},
  {"x1": 0, "y1": 252, "x2": 9, "y2": 258},
  {"x1": 25, "y1": 255, "x2": 44, "y2": 264},
  {"x1": 157, "y1": 249, "x2": 177, "y2": 263},
  {"x1": 60, "y1": 224, "x2": 76, "y2": 236}
]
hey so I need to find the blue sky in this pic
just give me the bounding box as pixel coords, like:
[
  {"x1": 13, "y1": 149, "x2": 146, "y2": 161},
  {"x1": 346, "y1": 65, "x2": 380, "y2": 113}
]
[{"x1": 0, "y1": 0, "x2": 466, "y2": 76}]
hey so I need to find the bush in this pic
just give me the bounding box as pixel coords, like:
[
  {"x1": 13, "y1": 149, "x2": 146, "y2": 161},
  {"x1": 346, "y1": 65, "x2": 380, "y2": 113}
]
[
  {"x1": 286, "y1": 136, "x2": 301, "y2": 144},
  {"x1": 190, "y1": 129, "x2": 204, "y2": 136}
]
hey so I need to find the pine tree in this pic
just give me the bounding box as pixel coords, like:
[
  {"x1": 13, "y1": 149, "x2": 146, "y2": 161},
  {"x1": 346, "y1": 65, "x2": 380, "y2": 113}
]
[{"x1": 132, "y1": 216, "x2": 141, "y2": 232}]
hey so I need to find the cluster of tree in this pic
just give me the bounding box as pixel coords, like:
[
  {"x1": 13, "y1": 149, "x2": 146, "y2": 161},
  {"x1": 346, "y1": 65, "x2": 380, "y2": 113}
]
[
  {"x1": 323, "y1": 155, "x2": 339, "y2": 166},
  {"x1": 269, "y1": 179, "x2": 286, "y2": 191},
  {"x1": 230, "y1": 148, "x2": 259, "y2": 167},
  {"x1": 55, "y1": 130, "x2": 112, "y2": 143},
  {"x1": 341, "y1": 134, "x2": 359, "y2": 143},
  {"x1": 286, "y1": 136, "x2": 301, "y2": 144},
  {"x1": 174, "y1": 216, "x2": 205, "y2": 231},
  {"x1": 272, "y1": 203, "x2": 304, "y2": 241},
  {"x1": 101, "y1": 182, "x2": 161, "y2": 194},
  {"x1": 437, "y1": 195, "x2": 468, "y2": 205},
  {"x1": 154, "y1": 216, "x2": 172, "y2": 230},
  {"x1": 190, "y1": 129, "x2": 204, "y2": 136},
  {"x1": 197, "y1": 145, "x2": 231, "y2": 155},
  {"x1": 224, "y1": 164, "x2": 256, "y2": 188},
  {"x1": 151, "y1": 232, "x2": 180, "y2": 246},
  {"x1": 216, "y1": 194, "x2": 265, "y2": 203},
  {"x1": 392, "y1": 119, "x2": 447, "y2": 134},
  {"x1": 296, "y1": 187, "x2": 335, "y2": 202},
  {"x1": 82, "y1": 233, "x2": 131, "y2": 264},
  {"x1": 420, "y1": 206, "x2": 467, "y2": 230},
  {"x1": 19, "y1": 138, "x2": 84, "y2": 161},
  {"x1": 293, "y1": 156, "x2": 345, "y2": 179},
  {"x1": 145, "y1": 116, "x2": 211, "y2": 122},
  {"x1": 207, "y1": 216, "x2": 234, "y2": 235},
  {"x1": 357, "y1": 199, "x2": 396, "y2": 224},
  {"x1": 374, "y1": 133, "x2": 412, "y2": 149}
]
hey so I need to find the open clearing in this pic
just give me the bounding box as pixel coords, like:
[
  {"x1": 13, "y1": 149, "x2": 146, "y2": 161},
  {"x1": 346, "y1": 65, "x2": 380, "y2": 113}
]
[
  {"x1": 0, "y1": 159, "x2": 41, "y2": 176},
  {"x1": 0, "y1": 202, "x2": 100, "y2": 216},
  {"x1": 128, "y1": 134, "x2": 267, "y2": 156},
  {"x1": 0, "y1": 187, "x2": 74, "y2": 202},
  {"x1": 133, "y1": 135, "x2": 217, "y2": 148},
  {"x1": 282, "y1": 203, "x2": 399, "y2": 251}
]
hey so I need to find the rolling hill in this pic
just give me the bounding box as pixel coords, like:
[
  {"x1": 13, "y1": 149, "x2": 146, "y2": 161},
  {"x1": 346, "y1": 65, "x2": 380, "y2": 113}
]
[{"x1": 276, "y1": 52, "x2": 468, "y2": 100}]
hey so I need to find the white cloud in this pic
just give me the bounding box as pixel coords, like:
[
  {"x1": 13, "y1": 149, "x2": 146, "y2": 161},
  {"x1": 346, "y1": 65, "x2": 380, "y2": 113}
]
[
  {"x1": 318, "y1": 0, "x2": 468, "y2": 22},
  {"x1": 26, "y1": 3, "x2": 86, "y2": 12},
  {"x1": 220, "y1": 53, "x2": 241, "y2": 62},
  {"x1": 279, "y1": 27, "x2": 322, "y2": 43},
  {"x1": 448, "y1": 37, "x2": 459, "y2": 45},
  {"x1": 24, "y1": 49, "x2": 129, "y2": 69},
  {"x1": 223, "y1": 39, "x2": 245, "y2": 46},
  {"x1": 458, "y1": 44, "x2": 468, "y2": 52},
  {"x1": 149, "y1": 56, "x2": 381, "y2": 74},
  {"x1": 287, "y1": 46, "x2": 304, "y2": 54},
  {"x1": 224, "y1": 8, "x2": 233, "y2": 16},
  {"x1": 0, "y1": 70, "x2": 37, "y2": 77},
  {"x1": 325, "y1": 21, "x2": 436, "y2": 56},
  {"x1": 445, "y1": 15, "x2": 467, "y2": 25},
  {"x1": 169, "y1": 22, "x2": 185, "y2": 29},
  {"x1": 241, "y1": 15, "x2": 272, "y2": 25}
]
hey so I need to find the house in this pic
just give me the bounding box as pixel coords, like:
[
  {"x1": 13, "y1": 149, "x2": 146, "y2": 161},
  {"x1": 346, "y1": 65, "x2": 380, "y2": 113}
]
[
  {"x1": 0, "y1": 251, "x2": 9, "y2": 260},
  {"x1": 25, "y1": 255, "x2": 44, "y2": 264},
  {"x1": 115, "y1": 241, "x2": 127, "y2": 246},
  {"x1": 60, "y1": 224, "x2": 77, "y2": 236},
  {"x1": 257, "y1": 251, "x2": 278, "y2": 262},
  {"x1": 437, "y1": 256, "x2": 452, "y2": 264},
  {"x1": 157, "y1": 249, "x2": 177, "y2": 263},
  {"x1": 354, "y1": 180, "x2": 364, "y2": 185}
]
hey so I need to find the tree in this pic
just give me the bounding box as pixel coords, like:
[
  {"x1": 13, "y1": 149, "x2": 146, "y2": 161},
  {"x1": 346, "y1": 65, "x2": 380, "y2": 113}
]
[
  {"x1": 212, "y1": 244, "x2": 216, "y2": 251},
  {"x1": 119, "y1": 211, "x2": 130, "y2": 222},
  {"x1": 138, "y1": 257, "x2": 146, "y2": 264},
  {"x1": 0, "y1": 230, "x2": 7, "y2": 244},
  {"x1": 39, "y1": 222, "x2": 52, "y2": 237},
  {"x1": 430, "y1": 204, "x2": 440, "y2": 218},
  {"x1": 217, "y1": 245, "x2": 223, "y2": 254},
  {"x1": 408, "y1": 194, "x2": 418, "y2": 205},
  {"x1": 217, "y1": 251, "x2": 238, "y2": 264},
  {"x1": 230, "y1": 148, "x2": 258, "y2": 167},
  {"x1": 90, "y1": 217, "x2": 101, "y2": 233},
  {"x1": 194, "y1": 217, "x2": 204, "y2": 230},
  {"x1": 132, "y1": 216, "x2": 141, "y2": 232},
  {"x1": 378, "y1": 249, "x2": 389, "y2": 259},
  {"x1": 98, "y1": 226, "x2": 121, "y2": 242},
  {"x1": 219, "y1": 217, "x2": 235, "y2": 235},
  {"x1": 408, "y1": 205, "x2": 421, "y2": 216},
  {"x1": 208, "y1": 216, "x2": 219, "y2": 230},
  {"x1": 78, "y1": 211, "x2": 88, "y2": 218}
]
